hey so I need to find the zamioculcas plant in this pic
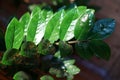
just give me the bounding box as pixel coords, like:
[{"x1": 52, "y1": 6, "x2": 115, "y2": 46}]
[{"x1": 0, "y1": 6, "x2": 115, "y2": 80}]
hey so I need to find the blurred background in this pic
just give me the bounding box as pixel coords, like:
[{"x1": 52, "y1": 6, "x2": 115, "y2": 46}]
[{"x1": 0, "y1": 0, "x2": 120, "y2": 80}]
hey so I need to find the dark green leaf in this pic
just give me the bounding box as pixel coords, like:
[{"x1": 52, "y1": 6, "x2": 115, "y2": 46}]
[
  {"x1": 59, "y1": 41, "x2": 73, "y2": 57},
  {"x1": 88, "y1": 18, "x2": 116, "y2": 40},
  {"x1": 89, "y1": 40, "x2": 111, "y2": 60},
  {"x1": 13, "y1": 71, "x2": 30, "y2": 80},
  {"x1": 5, "y1": 17, "x2": 24, "y2": 49},
  {"x1": 40, "y1": 75, "x2": 54, "y2": 80},
  {"x1": 2, "y1": 48, "x2": 19, "y2": 65},
  {"x1": 38, "y1": 40, "x2": 55, "y2": 55},
  {"x1": 74, "y1": 9, "x2": 95, "y2": 40},
  {"x1": 44, "y1": 10, "x2": 65, "y2": 43},
  {"x1": 20, "y1": 41, "x2": 37, "y2": 57},
  {"x1": 49, "y1": 67, "x2": 65, "y2": 78},
  {"x1": 75, "y1": 41, "x2": 94, "y2": 59},
  {"x1": 75, "y1": 40, "x2": 111, "y2": 60},
  {"x1": 60, "y1": 8, "x2": 78, "y2": 41}
]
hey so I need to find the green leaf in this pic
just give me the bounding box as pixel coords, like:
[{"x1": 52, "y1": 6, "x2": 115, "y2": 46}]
[
  {"x1": 89, "y1": 40, "x2": 111, "y2": 60},
  {"x1": 74, "y1": 9, "x2": 95, "y2": 40},
  {"x1": 20, "y1": 41, "x2": 37, "y2": 57},
  {"x1": 49, "y1": 68, "x2": 65, "y2": 78},
  {"x1": 40, "y1": 75, "x2": 54, "y2": 80},
  {"x1": 59, "y1": 41, "x2": 73, "y2": 57},
  {"x1": 13, "y1": 71, "x2": 30, "y2": 80},
  {"x1": 44, "y1": 10, "x2": 65, "y2": 43},
  {"x1": 65, "y1": 65, "x2": 80, "y2": 75},
  {"x1": 75, "y1": 40, "x2": 111, "y2": 60},
  {"x1": 54, "y1": 51, "x2": 61, "y2": 58},
  {"x1": 19, "y1": 12, "x2": 30, "y2": 36},
  {"x1": 5, "y1": 17, "x2": 24, "y2": 49},
  {"x1": 2, "y1": 48, "x2": 19, "y2": 65},
  {"x1": 63, "y1": 59, "x2": 75, "y2": 66},
  {"x1": 38, "y1": 40, "x2": 55, "y2": 55},
  {"x1": 33, "y1": 10, "x2": 53, "y2": 45},
  {"x1": 26, "y1": 7, "x2": 41, "y2": 42},
  {"x1": 88, "y1": 18, "x2": 116, "y2": 40},
  {"x1": 77, "y1": 6, "x2": 87, "y2": 16},
  {"x1": 60, "y1": 8, "x2": 78, "y2": 41},
  {"x1": 75, "y1": 41, "x2": 94, "y2": 59},
  {"x1": 67, "y1": 74, "x2": 74, "y2": 80}
]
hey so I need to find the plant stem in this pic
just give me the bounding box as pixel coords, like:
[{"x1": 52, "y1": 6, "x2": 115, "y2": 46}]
[{"x1": 55, "y1": 40, "x2": 79, "y2": 45}]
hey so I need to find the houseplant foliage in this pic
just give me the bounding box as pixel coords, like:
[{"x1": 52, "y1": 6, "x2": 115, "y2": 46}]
[{"x1": 0, "y1": 6, "x2": 115, "y2": 80}]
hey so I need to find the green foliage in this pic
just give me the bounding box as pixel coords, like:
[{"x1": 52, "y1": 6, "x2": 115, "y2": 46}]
[
  {"x1": 38, "y1": 39, "x2": 55, "y2": 55},
  {"x1": 59, "y1": 41, "x2": 73, "y2": 57},
  {"x1": 75, "y1": 40, "x2": 111, "y2": 60},
  {"x1": 40, "y1": 75, "x2": 54, "y2": 80},
  {"x1": 74, "y1": 9, "x2": 95, "y2": 40},
  {"x1": 88, "y1": 18, "x2": 116, "y2": 40},
  {"x1": 49, "y1": 58, "x2": 80, "y2": 79},
  {"x1": 20, "y1": 41, "x2": 37, "y2": 57},
  {"x1": 89, "y1": 40, "x2": 111, "y2": 60},
  {"x1": 5, "y1": 18, "x2": 24, "y2": 49},
  {"x1": 64, "y1": 59, "x2": 80, "y2": 75},
  {"x1": 13, "y1": 71, "x2": 30, "y2": 80},
  {"x1": 0, "y1": 6, "x2": 116, "y2": 80},
  {"x1": 2, "y1": 48, "x2": 19, "y2": 65},
  {"x1": 44, "y1": 10, "x2": 64, "y2": 43},
  {"x1": 59, "y1": 7, "x2": 78, "y2": 41}
]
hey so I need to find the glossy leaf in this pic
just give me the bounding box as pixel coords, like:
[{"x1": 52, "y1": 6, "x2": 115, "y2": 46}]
[
  {"x1": 77, "y1": 6, "x2": 87, "y2": 16},
  {"x1": 88, "y1": 18, "x2": 116, "y2": 40},
  {"x1": 65, "y1": 65, "x2": 80, "y2": 75},
  {"x1": 59, "y1": 41, "x2": 73, "y2": 57},
  {"x1": 64, "y1": 59, "x2": 80, "y2": 76},
  {"x1": 74, "y1": 9, "x2": 95, "y2": 40},
  {"x1": 40, "y1": 75, "x2": 54, "y2": 80},
  {"x1": 75, "y1": 41, "x2": 94, "y2": 59},
  {"x1": 13, "y1": 71, "x2": 30, "y2": 80},
  {"x1": 33, "y1": 10, "x2": 53, "y2": 45},
  {"x1": 89, "y1": 40, "x2": 111, "y2": 60},
  {"x1": 19, "y1": 12, "x2": 30, "y2": 36},
  {"x1": 60, "y1": 8, "x2": 78, "y2": 41},
  {"x1": 2, "y1": 48, "x2": 19, "y2": 65},
  {"x1": 44, "y1": 10, "x2": 65, "y2": 43},
  {"x1": 63, "y1": 59, "x2": 75, "y2": 66},
  {"x1": 5, "y1": 17, "x2": 24, "y2": 49},
  {"x1": 26, "y1": 7, "x2": 41, "y2": 42}
]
